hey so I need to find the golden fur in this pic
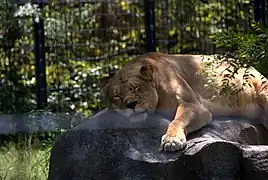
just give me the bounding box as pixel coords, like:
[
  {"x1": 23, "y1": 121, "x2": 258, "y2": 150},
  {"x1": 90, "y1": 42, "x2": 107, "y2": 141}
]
[{"x1": 104, "y1": 52, "x2": 268, "y2": 152}]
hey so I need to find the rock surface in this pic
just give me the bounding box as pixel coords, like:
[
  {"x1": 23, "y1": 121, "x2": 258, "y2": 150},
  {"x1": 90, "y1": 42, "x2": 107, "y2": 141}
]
[{"x1": 48, "y1": 109, "x2": 268, "y2": 180}]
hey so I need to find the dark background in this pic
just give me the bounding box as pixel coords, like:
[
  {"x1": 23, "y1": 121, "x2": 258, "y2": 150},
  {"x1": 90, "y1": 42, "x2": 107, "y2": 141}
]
[{"x1": 0, "y1": 0, "x2": 266, "y2": 117}]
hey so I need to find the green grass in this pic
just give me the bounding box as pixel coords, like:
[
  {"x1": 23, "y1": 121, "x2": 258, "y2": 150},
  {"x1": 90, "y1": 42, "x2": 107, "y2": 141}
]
[{"x1": 0, "y1": 141, "x2": 52, "y2": 180}]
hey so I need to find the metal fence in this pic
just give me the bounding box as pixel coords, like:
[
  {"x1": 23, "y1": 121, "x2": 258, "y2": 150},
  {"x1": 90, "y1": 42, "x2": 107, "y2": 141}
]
[{"x1": 0, "y1": 0, "x2": 266, "y2": 116}]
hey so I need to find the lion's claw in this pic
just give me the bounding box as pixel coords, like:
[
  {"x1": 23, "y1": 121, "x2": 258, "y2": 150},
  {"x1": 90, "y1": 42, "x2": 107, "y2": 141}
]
[{"x1": 160, "y1": 134, "x2": 187, "y2": 152}]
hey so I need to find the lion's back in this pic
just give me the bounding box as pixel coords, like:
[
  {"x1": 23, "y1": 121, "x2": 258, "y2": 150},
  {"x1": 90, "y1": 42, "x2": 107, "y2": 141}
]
[{"x1": 201, "y1": 55, "x2": 268, "y2": 119}]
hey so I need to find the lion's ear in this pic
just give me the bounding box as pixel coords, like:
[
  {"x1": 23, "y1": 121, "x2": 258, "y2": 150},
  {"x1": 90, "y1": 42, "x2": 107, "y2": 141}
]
[
  {"x1": 100, "y1": 70, "x2": 116, "y2": 89},
  {"x1": 102, "y1": 83, "x2": 109, "y2": 98},
  {"x1": 100, "y1": 77, "x2": 111, "y2": 90},
  {"x1": 140, "y1": 64, "x2": 153, "y2": 80}
]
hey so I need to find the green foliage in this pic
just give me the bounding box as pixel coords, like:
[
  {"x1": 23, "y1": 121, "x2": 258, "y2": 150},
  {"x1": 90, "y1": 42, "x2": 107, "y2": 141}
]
[
  {"x1": 0, "y1": 0, "x2": 257, "y2": 115},
  {"x1": 210, "y1": 23, "x2": 268, "y2": 76},
  {"x1": 155, "y1": 0, "x2": 253, "y2": 53},
  {"x1": 0, "y1": 140, "x2": 51, "y2": 180},
  {"x1": 0, "y1": 1, "x2": 143, "y2": 115},
  {"x1": 0, "y1": 0, "x2": 21, "y2": 49}
]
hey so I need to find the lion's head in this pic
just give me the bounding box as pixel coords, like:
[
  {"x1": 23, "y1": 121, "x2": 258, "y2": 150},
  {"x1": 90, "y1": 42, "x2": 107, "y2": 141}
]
[{"x1": 103, "y1": 56, "x2": 159, "y2": 118}]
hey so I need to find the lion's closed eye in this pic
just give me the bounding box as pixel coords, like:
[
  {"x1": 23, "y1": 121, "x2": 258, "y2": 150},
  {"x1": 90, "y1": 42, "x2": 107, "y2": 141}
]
[
  {"x1": 112, "y1": 95, "x2": 121, "y2": 101},
  {"x1": 131, "y1": 83, "x2": 141, "y2": 91}
]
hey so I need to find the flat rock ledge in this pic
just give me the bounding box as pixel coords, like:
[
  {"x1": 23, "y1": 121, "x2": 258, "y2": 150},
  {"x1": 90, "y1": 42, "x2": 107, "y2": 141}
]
[{"x1": 48, "y1": 109, "x2": 268, "y2": 180}]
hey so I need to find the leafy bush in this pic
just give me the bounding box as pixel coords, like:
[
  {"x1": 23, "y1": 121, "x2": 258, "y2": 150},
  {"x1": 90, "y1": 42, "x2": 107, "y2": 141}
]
[
  {"x1": 210, "y1": 23, "x2": 268, "y2": 76},
  {"x1": 0, "y1": 141, "x2": 51, "y2": 180},
  {"x1": 0, "y1": 0, "x2": 256, "y2": 114}
]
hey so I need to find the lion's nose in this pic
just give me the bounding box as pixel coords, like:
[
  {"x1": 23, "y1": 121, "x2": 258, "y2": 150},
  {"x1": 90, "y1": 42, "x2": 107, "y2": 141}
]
[{"x1": 125, "y1": 100, "x2": 138, "y2": 109}]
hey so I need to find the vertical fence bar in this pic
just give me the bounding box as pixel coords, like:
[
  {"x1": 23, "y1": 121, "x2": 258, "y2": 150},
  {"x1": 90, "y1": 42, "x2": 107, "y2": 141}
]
[
  {"x1": 33, "y1": 1, "x2": 47, "y2": 109},
  {"x1": 254, "y1": 0, "x2": 267, "y2": 26},
  {"x1": 144, "y1": 0, "x2": 156, "y2": 52}
]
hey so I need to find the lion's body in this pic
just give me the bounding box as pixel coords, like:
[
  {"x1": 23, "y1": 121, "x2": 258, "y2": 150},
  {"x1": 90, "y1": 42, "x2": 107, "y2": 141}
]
[{"x1": 104, "y1": 52, "x2": 268, "y2": 152}]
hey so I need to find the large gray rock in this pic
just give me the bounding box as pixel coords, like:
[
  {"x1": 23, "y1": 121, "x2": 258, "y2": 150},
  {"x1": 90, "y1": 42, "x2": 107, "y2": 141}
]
[{"x1": 48, "y1": 109, "x2": 268, "y2": 180}]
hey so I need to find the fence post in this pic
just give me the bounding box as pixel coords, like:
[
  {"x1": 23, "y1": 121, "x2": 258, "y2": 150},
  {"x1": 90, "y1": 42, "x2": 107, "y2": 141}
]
[
  {"x1": 33, "y1": 2, "x2": 47, "y2": 109},
  {"x1": 144, "y1": 0, "x2": 156, "y2": 52},
  {"x1": 254, "y1": 0, "x2": 267, "y2": 26}
]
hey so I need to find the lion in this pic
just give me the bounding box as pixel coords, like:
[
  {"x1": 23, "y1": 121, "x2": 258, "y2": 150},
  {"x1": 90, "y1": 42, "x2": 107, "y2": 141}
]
[{"x1": 103, "y1": 52, "x2": 268, "y2": 152}]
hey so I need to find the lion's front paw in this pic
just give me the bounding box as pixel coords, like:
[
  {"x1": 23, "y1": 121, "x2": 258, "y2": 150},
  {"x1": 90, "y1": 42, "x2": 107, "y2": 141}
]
[{"x1": 160, "y1": 133, "x2": 187, "y2": 152}]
